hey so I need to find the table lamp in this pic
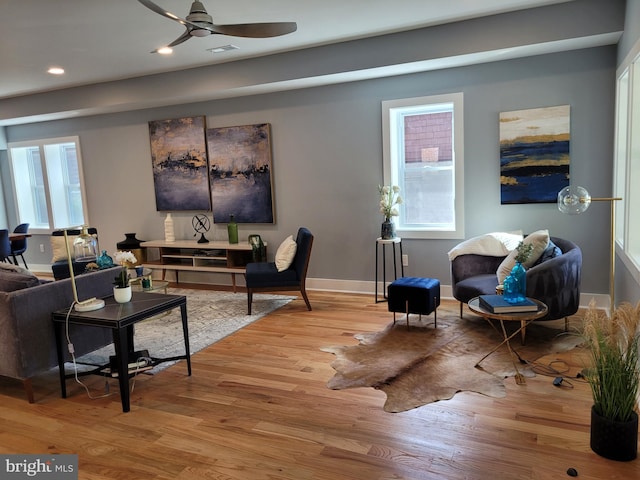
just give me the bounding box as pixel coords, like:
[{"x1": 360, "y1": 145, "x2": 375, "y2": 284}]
[
  {"x1": 557, "y1": 185, "x2": 622, "y2": 315},
  {"x1": 63, "y1": 226, "x2": 105, "y2": 312}
]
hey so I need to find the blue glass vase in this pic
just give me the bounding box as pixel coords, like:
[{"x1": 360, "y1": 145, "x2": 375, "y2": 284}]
[
  {"x1": 510, "y1": 261, "x2": 527, "y2": 302},
  {"x1": 503, "y1": 274, "x2": 520, "y2": 303},
  {"x1": 96, "y1": 250, "x2": 114, "y2": 268}
]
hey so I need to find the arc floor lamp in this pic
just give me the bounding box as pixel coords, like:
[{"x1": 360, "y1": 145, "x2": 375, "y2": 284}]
[{"x1": 557, "y1": 185, "x2": 622, "y2": 316}]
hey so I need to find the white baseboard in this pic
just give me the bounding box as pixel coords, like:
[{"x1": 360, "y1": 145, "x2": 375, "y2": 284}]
[
  {"x1": 30, "y1": 264, "x2": 608, "y2": 311},
  {"x1": 306, "y1": 277, "x2": 609, "y2": 311}
]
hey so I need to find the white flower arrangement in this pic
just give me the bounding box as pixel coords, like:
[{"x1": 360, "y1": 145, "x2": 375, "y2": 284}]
[
  {"x1": 113, "y1": 250, "x2": 137, "y2": 288},
  {"x1": 378, "y1": 185, "x2": 403, "y2": 221}
]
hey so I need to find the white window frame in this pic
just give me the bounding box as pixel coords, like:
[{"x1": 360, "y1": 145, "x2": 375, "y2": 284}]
[
  {"x1": 7, "y1": 136, "x2": 90, "y2": 234},
  {"x1": 614, "y1": 39, "x2": 640, "y2": 286},
  {"x1": 382, "y1": 92, "x2": 465, "y2": 239}
]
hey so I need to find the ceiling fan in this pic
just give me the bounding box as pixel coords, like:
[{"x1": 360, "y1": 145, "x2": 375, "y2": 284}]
[{"x1": 138, "y1": 0, "x2": 297, "y2": 52}]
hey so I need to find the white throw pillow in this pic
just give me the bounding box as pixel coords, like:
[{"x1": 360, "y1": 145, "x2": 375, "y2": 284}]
[
  {"x1": 496, "y1": 229, "x2": 550, "y2": 284},
  {"x1": 447, "y1": 230, "x2": 523, "y2": 261},
  {"x1": 275, "y1": 235, "x2": 297, "y2": 272}
]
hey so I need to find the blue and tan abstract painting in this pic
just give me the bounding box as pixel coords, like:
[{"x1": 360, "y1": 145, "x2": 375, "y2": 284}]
[
  {"x1": 207, "y1": 123, "x2": 275, "y2": 224},
  {"x1": 499, "y1": 105, "x2": 570, "y2": 204},
  {"x1": 149, "y1": 116, "x2": 211, "y2": 211}
]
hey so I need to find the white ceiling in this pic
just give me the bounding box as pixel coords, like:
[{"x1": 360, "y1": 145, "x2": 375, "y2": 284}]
[{"x1": 0, "y1": 0, "x2": 573, "y2": 101}]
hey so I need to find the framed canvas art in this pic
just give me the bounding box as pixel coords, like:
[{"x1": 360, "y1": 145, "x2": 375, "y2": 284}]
[
  {"x1": 148, "y1": 116, "x2": 211, "y2": 211},
  {"x1": 207, "y1": 123, "x2": 275, "y2": 223},
  {"x1": 499, "y1": 105, "x2": 570, "y2": 204}
]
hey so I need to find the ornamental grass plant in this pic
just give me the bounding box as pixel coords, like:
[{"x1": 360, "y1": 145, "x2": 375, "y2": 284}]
[{"x1": 582, "y1": 300, "x2": 640, "y2": 422}]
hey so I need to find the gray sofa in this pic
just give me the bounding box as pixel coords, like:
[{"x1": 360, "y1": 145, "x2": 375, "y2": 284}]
[
  {"x1": 0, "y1": 266, "x2": 118, "y2": 402},
  {"x1": 451, "y1": 236, "x2": 582, "y2": 322}
]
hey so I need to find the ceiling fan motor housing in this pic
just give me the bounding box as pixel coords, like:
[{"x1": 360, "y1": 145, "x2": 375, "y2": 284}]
[{"x1": 187, "y1": 1, "x2": 213, "y2": 37}]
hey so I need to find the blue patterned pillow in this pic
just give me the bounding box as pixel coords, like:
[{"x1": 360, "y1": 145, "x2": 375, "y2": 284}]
[{"x1": 534, "y1": 240, "x2": 562, "y2": 266}]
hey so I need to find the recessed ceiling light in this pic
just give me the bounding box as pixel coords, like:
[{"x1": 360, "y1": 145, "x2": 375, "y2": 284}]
[
  {"x1": 157, "y1": 47, "x2": 173, "y2": 55},
  {"x1": 47, "y1": 66, "x2": 65, "y2": 75},
  {"x1": 207, "y1": 45, "x2": 239, "y2": 54}
]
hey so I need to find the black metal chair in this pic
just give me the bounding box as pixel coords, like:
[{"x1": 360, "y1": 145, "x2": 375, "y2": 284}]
[
  {"x1": 0, "y1": 229, "x2": 13, "y2": 264},
  {"x1": 10, "y1": 223, "x2": 29, "y2": 268},
  {"x1": 245, "y1": 227, "x2": 314, "y2": 314}
]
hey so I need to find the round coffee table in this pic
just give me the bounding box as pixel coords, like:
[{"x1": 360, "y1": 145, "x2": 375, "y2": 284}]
[{"x1": 468, "y1": 296, "x2": 548, "y2": 384}]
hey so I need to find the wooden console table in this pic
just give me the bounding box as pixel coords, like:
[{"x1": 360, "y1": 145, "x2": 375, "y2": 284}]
[{"x1": 141, "y1": 239, "x2": 264, "y2": 292}]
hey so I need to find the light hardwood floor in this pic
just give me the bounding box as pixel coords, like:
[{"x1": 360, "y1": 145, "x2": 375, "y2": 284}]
[{"x1": 1, "y1": 289, "x2": 638, "y2": 479}]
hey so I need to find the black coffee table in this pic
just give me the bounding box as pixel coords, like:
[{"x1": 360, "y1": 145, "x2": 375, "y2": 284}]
[{"x1": 52, "y1": 292, "x2": 190, "y2": 412}]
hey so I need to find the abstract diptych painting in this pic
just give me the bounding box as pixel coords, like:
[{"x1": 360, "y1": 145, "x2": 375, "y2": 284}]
[{"x1": 148, "y1": 118, "x2": 275, "y2": 223}]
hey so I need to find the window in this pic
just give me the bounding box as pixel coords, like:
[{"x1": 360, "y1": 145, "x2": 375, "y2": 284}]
[
  {"x1": 8, "y1": 136, "x2": 90, "y2": 233},
  {"x1": 614, "y1": 40, "x2": 640, "y2": 284},
  {"x1": 382, "y1": 92, "x2": 464, "y2": 239}
]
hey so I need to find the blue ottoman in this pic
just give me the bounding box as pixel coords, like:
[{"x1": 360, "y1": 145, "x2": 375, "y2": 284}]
[{"x1": 387, "y1": 277, "x2": 440, "y2": 327}]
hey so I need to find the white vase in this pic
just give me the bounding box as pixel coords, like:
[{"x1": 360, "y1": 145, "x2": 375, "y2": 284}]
[
  {"x1": 113, "y1": 286, "x2": 132, "y2": 303},
  {"x1": 164, "y1": 213, "x2": 175, "y2": 243}
]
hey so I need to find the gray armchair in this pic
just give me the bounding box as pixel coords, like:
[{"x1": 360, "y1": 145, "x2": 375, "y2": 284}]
[{"x1": 451, "y1": 236, "x2": 582, "y2": 324}]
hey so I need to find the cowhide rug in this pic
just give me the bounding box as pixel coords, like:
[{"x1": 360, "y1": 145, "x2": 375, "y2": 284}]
[{"x1": 322, "y1": 313, "x2": 583, "y2": 413}]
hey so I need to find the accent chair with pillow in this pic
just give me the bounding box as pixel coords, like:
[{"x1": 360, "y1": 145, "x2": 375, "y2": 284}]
[
  {"x1": 245, "y1": 227, "x2": 314, "y2": 314},
  {"x1": 450, "y1": 233, "x2": 582, "y2": 326}
]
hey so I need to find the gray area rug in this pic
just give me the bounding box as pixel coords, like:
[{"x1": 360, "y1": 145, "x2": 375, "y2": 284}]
[{"x1": 75, "y1": 288, "x2": 294, "y2": 373}]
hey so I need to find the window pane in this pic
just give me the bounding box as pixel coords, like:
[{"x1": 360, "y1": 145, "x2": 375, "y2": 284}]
[
  {"x1": 614, "y1": 70, "x2": 628, "y2": 247},
  {"x1": 401, "y1": 111, "x2": 454, "y2": 227},
  {"x1": 628, "y1": 62, "x2": 640, "y2": 262}
]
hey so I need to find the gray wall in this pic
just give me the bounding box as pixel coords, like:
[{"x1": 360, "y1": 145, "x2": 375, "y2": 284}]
[
  {"x1": 618, "y1": 0, "x2": 640, "y2": 64},
  {"x1": 6, "y1": 46, "x2": 616, "y2": 295}
]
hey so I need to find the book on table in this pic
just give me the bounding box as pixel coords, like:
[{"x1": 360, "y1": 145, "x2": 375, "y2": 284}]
[{"x1": 478, "y1": 294, "x2": 538, "y2": 313}]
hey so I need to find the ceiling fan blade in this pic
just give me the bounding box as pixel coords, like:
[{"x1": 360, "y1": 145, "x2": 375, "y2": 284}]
[
  {"x1": 137, "y1": 0, "x2": 206, "y2": 31},
  {"x1": 210, "y1": 22, "x2": 297, "y2": 38},
  {"x1": 151, "y1": 30, "x2": 192, "y2": 53}
]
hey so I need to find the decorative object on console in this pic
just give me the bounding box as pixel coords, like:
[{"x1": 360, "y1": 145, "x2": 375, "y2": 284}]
[
  {"x1": 557, "y1": 185, "x2": 622, "y2": 315},
  {"x1": 96, "y1": 250, "x2": 114, "y2": 268},
  {"x1": 208, "y1": 123, "x2": 275, "y2": 224},
  {"x1": 164, "y1": 213, "x2": 175, "y2": 243},
  {"x1": 378, "y1": 185, "x2": 402, "y2": 240},
  {"x1": 582, "y1": 300, "x2": 639, "y2": 461},
  {"x1": 191, "y1": 214, "x2": 210, "y2": 243},
  {"x1": 112, "y1": 251, "x2": 137, "y2": 303},
  {"x1": 248, "y1": 234, "x2": 266, "y2": 262},
  {"x1": 500, "y1": 105, "x2": 570, "y2": 204},
  {"x1": 227, "y1": 214, "x2": 239, "y2": 244},
  {"x1": 61, "y1": 227, "x2": 105, "y2": 312},
  {"x1": 116, "y1": 233, "x2": 145, "y2": 265},
  {"x1": 149, "y1": 116, "x2": 211, "y2": 211}
]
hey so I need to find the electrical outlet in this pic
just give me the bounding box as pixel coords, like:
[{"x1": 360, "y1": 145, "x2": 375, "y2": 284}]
[
  {"x1": 39, "y1": 244, "x2": 45, "y2": 253},
  {"x1": 402, "y1": 254, "x2": 409, "y2": 267}
]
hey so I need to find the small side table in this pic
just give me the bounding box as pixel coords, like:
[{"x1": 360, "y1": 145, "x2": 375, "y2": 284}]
[
  {"x1": 468, "y1": 296, "x2": 548, "y2": 385},
  {"x1": 375, "y1": 237, "x2": 404, "y2": 303}
]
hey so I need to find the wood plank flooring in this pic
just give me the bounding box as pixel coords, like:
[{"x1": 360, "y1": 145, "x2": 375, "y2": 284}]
[{"x1": 1, "y1": 290, "x2": 638, "y2": 479}]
